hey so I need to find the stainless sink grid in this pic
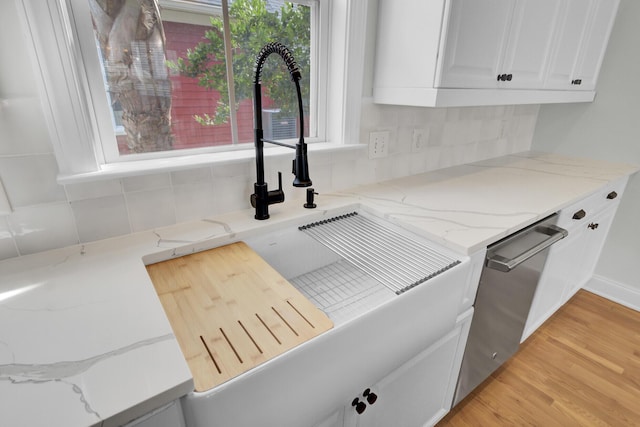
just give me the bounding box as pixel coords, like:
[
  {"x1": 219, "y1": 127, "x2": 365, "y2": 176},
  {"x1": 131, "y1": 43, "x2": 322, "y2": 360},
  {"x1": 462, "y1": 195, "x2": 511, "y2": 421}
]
[
  {"x1": 299, "y1": 212, "x2": 460, "y2": 295},
  {"x1": 289, "y1": 259, "x2": 395, "y2": 325}
]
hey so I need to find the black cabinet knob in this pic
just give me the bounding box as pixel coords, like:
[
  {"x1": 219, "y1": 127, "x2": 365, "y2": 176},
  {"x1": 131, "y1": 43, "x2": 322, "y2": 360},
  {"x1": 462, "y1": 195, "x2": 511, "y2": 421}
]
[
  {"x1": 572, "y1": 209, "x2": 586, "y2": 220},
  {"x1": 571, "y1": 79, "x2": 582, "y2": 85},
  {"x1": 588, "y1": 223, "x2": 599, "y2": 230},
  {"x1": 607, "y1": 191, "x2": 618, "y2": 200},
  {"x1": 363, "y1": 388, "x2": 378, "y2": 405},
  {"x1": 351, "y1": 398, "x2": 366, "y2": 414}
]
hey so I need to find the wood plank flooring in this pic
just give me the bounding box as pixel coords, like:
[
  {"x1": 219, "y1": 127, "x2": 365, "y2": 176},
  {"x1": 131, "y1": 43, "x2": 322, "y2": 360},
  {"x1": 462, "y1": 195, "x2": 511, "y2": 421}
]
[{"x1": 437, "y1": 290, "x2": 640, "y2": 426}]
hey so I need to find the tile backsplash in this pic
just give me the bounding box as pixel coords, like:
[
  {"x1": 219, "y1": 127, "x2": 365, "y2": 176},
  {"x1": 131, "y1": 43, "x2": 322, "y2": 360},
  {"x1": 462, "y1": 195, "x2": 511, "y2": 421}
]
[
  {"x1": 0, "y1": 96, "x2": 538, "y2": 261},
  {"x1": 0, "y1": 0, "x2": 539, "y2": 261}
]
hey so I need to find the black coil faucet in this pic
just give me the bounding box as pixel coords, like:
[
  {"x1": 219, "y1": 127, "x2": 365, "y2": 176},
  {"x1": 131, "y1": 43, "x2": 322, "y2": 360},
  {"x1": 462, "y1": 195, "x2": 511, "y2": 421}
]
[{"x1": 250, "y1": 42, "x2": 312, "y2": 220}]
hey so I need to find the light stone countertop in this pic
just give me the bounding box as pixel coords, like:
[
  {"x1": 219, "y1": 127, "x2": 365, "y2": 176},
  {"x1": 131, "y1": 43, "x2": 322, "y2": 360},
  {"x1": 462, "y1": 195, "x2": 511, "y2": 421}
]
[{"x1": 0, "y1": 151, "x2": 637, "y2": 426}]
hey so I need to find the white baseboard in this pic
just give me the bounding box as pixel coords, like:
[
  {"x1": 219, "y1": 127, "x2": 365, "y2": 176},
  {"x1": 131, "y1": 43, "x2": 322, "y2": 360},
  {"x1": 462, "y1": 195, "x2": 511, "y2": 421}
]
[{"x1": 584, "y1": 275, "x2": 640, "y2": 312}]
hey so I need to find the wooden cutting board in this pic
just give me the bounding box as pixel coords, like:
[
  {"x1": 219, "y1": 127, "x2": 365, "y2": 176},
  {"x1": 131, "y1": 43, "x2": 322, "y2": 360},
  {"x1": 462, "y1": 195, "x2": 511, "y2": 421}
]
[{"x1": 146, "y1": 241, "x2": 333, "y2": 391}]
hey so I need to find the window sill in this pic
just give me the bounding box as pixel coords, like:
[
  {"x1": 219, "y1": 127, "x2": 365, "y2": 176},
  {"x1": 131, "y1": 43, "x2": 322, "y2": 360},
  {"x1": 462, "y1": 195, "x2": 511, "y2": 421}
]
[{"x1": 57, "y1": 143, "x2": 366, "y2": 184}]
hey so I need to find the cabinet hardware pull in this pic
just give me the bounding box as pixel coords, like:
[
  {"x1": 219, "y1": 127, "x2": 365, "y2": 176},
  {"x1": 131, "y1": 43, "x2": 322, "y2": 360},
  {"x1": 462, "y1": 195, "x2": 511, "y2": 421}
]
[
  {"x1": 607, "y1": 191, "x2": 618, "y2": 200},
  {"x1": 363, "y1": 388, "x2": 378, "y2": 405},
  {"x1": 351, "y1": 398, "x2": 366, "y2": 414},
  {"x1": 572, "y1": 209, "x2": 586, "y2": 220},
  {"x1": 588, "y1": 223, "x2": 599, "y2": 230},
  {"x1": 571, "y1": 79, "x2": 582, "y2": 85}
]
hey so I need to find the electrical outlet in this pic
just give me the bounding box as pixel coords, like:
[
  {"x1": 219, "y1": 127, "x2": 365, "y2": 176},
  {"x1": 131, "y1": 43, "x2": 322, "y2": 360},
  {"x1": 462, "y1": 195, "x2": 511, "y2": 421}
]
[
  {"x1": 411, "y1": 128, "x2": 429, "y2": 153},
  {"x1": 369, "y1": 131, "x2": 389, "y2": 159}
]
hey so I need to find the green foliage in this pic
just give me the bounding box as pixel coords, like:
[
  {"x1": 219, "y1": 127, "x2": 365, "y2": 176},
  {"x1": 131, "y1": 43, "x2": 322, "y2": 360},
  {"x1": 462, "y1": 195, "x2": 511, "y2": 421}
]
[{"x1": 166, "y1": 0, "x2": 310, "y2": 126}]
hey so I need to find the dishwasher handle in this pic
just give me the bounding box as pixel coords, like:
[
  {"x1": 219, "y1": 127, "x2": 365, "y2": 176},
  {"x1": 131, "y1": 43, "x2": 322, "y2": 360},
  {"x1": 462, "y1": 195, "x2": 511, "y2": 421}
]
[{"x1": 486, "y1": 224, "x2": 568, "y2": 272}]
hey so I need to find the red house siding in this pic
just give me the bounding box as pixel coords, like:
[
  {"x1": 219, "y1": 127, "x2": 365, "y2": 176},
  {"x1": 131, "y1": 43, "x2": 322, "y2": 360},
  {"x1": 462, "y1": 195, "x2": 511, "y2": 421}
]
[{"x1": 117, "y1": 20, "x2": 299, "y2": 155}]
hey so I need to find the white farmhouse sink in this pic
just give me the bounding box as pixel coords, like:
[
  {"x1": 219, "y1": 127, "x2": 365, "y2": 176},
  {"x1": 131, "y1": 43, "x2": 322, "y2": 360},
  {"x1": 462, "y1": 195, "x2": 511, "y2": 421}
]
[
  {"x1": 244, "y1": 210, "x2": 461, "y2": 326},
  {"x1": 175, "y1": 207, "x2": 471, "y2": 427}
]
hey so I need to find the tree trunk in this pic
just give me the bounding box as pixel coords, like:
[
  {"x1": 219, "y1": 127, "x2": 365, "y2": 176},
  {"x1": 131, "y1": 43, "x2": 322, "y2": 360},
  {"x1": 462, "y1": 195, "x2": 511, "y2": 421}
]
[{"x1": 88, "y1": 0, "x2": 173, "y2": 153}]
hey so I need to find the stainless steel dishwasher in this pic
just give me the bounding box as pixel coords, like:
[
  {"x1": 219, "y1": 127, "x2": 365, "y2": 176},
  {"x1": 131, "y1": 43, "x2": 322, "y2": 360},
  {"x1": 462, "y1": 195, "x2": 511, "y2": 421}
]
[{"x1": 453, "y1": 213, "x2": 568, "y2": 406}]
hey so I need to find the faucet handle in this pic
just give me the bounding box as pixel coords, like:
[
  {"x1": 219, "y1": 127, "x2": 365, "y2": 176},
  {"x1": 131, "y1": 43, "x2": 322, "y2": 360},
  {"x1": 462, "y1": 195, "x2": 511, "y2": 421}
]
[{"x1": 266, "y1": 172, "x2": 285, "y2": 205}]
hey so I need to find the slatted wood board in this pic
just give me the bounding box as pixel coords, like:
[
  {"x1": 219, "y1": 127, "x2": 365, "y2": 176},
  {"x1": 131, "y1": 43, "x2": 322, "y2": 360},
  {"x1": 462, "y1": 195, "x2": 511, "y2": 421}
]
[{"x1": 146, "y1": 241, "x2": 333, "y2": 391}]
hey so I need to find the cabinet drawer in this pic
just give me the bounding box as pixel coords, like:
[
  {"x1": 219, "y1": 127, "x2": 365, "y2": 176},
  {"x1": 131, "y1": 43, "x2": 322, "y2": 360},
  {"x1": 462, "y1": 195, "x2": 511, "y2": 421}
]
[{"x1": 556, "y1": 176, "x2": 627, "y2": 230}]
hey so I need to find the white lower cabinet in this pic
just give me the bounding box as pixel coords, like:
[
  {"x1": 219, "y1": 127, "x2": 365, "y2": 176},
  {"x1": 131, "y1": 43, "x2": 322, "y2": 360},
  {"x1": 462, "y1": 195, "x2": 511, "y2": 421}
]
[
  {"x1": 317, "y1": 310, "x2": 473, "y2": 427},
  {"x1": 561, "y1": 206, "x2": 617, "y2": 300},
  {"x1": 523, "y1": 179, "x2": 626, "y2": 341}
]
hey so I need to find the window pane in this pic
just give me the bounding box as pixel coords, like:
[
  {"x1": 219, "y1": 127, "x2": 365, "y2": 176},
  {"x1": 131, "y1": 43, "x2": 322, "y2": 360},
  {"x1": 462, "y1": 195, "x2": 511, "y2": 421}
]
[
  {"x1": 89, "y1": 0, "x2": 174, "y2": 155},
  {"x1": 228, "y1": 0, "x2": 311, "y2": 143},
  {"x1": 164, "y1": 16, "x2": 233, "y2": 151},
  {"x1": 88, "y1": 0, "x2": 312, "y2": 158}
]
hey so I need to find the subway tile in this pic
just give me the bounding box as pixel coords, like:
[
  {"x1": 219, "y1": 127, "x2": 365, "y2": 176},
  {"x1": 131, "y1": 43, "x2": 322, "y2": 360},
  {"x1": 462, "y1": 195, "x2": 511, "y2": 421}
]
[
  {"x1": 71, "y1": 195, "x2": 131, "y2": 243},
  {"x1": 8, "y1": 203, "x2": 78, "y2": 255},
  {"x1": 171, "y1": 167, "x2": 212, "y2": 185},
  {"x1": 0, "y1": 97, "x2": 52, "y2": 156},
  {"x1": 424, "y1": 147, "x2": 442, "y2": 172},
  {"x1": 0, "y1": 216, "x2": 18, "y2": 260},
  {"x1": 0, "y1": 154, "x2": 66, "y2": 207},
  {"x1": 478, "y1": 119, "x2": 503, "y2": 142},
  {"x1": 331, "y1": 159, "x2": 357, "y2": 192},
  {"x1": 125, "y1": 188, "x2": 176, "y2": 232},
  {"x1": 65, "y1": 179, "x2": 123, "y2": 202},
  {"x1": 442, "y1": 121, "x2": 469, "y2": 146},
  {"x1": 122, "y1": 173, "x2": 171, "y2": 192},
  {"x1": 211, "y1": 161, "x2": 252, "y2": 178},
  {"x1": 173, "y1": 183, "x2": 216, "y2": 222},
  {"x1": 210, "y1": 176, "x2": 253, "y2": 215}
]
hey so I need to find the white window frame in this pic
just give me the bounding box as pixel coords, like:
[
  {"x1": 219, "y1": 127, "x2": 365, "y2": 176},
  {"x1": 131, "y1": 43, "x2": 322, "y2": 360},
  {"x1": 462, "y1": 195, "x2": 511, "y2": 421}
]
[{"x1": 16, "y1": 0, "x2": 368, "y2": 182}]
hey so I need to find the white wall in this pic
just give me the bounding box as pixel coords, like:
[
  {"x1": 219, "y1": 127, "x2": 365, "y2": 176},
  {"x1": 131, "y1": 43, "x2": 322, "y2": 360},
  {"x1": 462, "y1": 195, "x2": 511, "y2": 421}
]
[
  {"x1": 0, "y1": 0, "x2": 538, "y2": 261},
  {"x1": 532, "y1": 0, "x2": 640, "y2": 301}
]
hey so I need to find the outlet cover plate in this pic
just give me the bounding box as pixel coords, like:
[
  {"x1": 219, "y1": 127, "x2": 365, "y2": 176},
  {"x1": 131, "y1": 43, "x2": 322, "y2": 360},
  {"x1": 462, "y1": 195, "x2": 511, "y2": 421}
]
[
  {"x1": 369, "y1": 131, "x2": 389, "y2": 159},
  {"x1": 412, "y1": 128, "x2": 429, "y2": 153}
]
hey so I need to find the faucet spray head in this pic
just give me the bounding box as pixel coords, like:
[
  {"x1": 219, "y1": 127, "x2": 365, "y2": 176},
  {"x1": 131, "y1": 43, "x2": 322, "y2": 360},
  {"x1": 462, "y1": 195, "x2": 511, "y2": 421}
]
[{"x1": 293, "y1": 141, "x2": 311, "y2": 187}]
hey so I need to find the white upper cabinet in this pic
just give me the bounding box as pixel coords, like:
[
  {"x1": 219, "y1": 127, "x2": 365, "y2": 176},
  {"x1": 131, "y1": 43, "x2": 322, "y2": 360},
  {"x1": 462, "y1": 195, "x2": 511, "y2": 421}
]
[
  {"x1": 439, "y1": 0, "x2": 562, "y2": 90},
  {"x1": 500, "y1": 0, "x2": 563, "y2": 89},
  {"x1": 544, "y1": 0, "x2": 593, "y2": 89},
  {"x1": 374, "y1": 0, "x2": 620, "y2": 107},
  {"x1": 438, "y1": 0, "x2": 514, "y2": 89}
]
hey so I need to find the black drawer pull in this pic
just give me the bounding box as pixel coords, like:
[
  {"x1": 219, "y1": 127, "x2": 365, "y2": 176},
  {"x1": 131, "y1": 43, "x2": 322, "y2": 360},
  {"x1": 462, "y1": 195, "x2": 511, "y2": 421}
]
[
  {"x1": 607, "y1": 191, "x2": 618, "y2": 200},
  {"x1": 352, "y1": 398, "x2": 366, "y2": 414},
  {"x1": 572, "y1": 209, "x2": 586, "y2": 220}
]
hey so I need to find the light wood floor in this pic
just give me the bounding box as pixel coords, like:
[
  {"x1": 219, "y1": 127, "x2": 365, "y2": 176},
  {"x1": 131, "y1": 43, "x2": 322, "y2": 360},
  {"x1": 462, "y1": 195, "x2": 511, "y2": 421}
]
[{"x1": 438, "y1": 290, "x2": 640, "y2": 426}]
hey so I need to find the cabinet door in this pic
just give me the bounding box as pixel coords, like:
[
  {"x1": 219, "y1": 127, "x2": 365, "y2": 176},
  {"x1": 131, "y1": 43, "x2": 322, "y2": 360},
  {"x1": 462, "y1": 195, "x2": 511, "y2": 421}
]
[
  {"x1": 344, "y1": 312, "x2": 472, "y2": 427},
  {"x1": 501, "y1": 0, "x2": 563, "y2": 88},
  {"x1": 522, "y1": 229, "x2": 585, "y2": 341},
  {"x1": 545, "y1": 0, "x2": 619, "y2": 90},
  {"x1": 544, "y1": 0, "x2": 593, "y2": 89},
  {"x1": 523, "y1": 203, "x2": 619, "y2": 342},
  {"x1": 437, "y1": 0, "x2": 513, "y2": 88},
  {"x1": 563, "y1": 207, "x2": 617, "y2": 300},
  {"x1": 571, "y1": 0, "x2": 620, "y2": 90}
]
